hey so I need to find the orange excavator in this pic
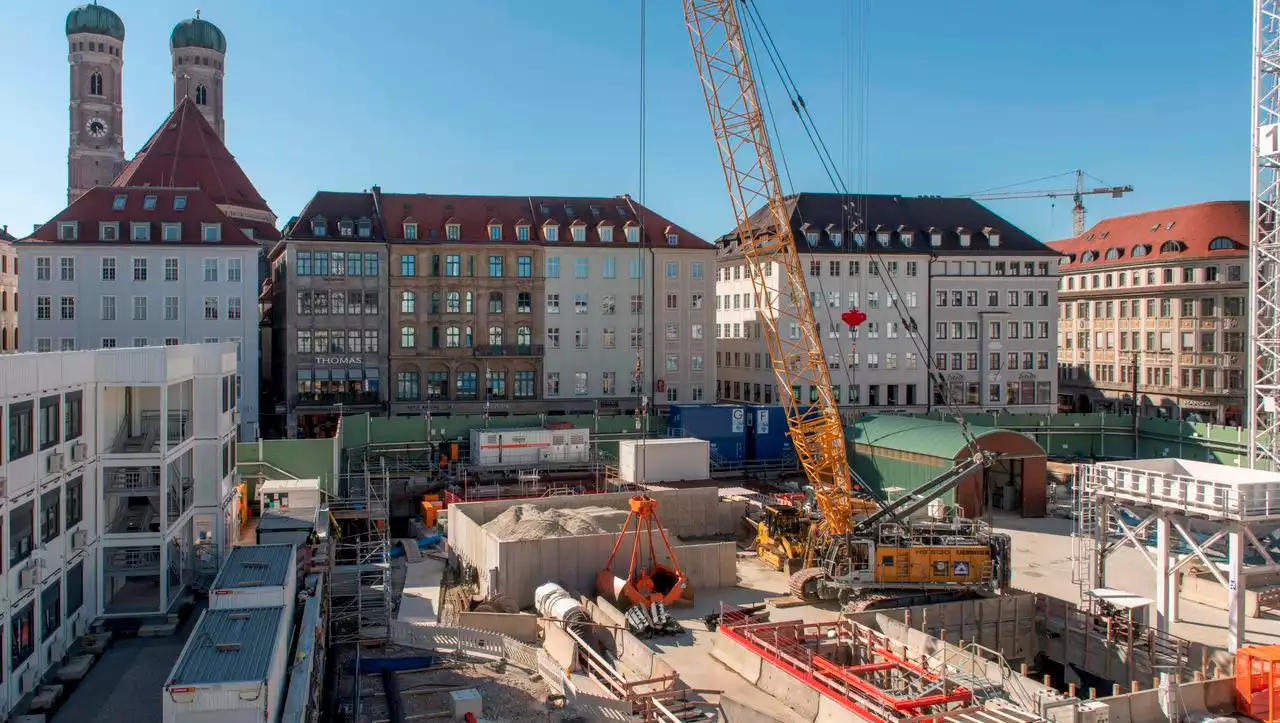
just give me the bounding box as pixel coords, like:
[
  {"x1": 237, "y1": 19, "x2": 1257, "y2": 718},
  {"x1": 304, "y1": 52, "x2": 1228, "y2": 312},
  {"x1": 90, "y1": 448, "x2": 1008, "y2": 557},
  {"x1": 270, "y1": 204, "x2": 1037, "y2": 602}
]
[{"x1": 596, "y1": 495, "x2": 688, "y2": 636}]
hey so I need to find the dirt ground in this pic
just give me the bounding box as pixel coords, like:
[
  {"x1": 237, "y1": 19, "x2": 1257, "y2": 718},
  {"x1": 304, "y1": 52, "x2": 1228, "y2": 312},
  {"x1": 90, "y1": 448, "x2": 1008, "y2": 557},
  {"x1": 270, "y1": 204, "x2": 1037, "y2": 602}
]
[{"x1": 344, "y1": 645, "x2": 551, "y2": 723}]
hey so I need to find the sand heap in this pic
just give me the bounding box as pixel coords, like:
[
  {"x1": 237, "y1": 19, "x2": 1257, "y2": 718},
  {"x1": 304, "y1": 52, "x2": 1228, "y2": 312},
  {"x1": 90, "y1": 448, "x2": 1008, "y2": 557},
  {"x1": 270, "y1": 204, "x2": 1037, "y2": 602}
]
[{"x1": 483, "y1": 504, "x2": 628, "y2": 541}]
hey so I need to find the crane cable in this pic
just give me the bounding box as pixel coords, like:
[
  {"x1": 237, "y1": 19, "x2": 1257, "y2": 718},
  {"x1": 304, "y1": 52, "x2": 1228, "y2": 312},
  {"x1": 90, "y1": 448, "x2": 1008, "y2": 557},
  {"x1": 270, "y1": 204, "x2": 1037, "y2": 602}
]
[{"x1": 739, "y1": 0, "x2": 985, "y2": 462}]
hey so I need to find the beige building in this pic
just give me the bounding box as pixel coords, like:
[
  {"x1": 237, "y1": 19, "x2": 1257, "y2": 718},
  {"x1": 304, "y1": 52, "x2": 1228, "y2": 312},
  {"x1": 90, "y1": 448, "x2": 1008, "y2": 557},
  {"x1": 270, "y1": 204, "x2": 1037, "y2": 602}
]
[
  {"x1": 0, "y1": 227, "x2": 15, "y2": 352},
  {"x1": 716, "y1": 193, "x2": 1060, "y2": 413},
  {"x1": 377, "y1": 194, "x2": 715, "y2": 416},
  {"x1": 1049, "y1": 201, "x2": 1249, "y2": 425}
]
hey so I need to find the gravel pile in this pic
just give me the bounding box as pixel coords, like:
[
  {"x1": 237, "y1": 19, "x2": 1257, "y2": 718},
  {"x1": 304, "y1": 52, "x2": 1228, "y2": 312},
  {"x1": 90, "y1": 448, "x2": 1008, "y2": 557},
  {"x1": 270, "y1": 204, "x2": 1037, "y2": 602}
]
[{"x1": 484, "y1": 504, "x2": 628, "y2": 540}]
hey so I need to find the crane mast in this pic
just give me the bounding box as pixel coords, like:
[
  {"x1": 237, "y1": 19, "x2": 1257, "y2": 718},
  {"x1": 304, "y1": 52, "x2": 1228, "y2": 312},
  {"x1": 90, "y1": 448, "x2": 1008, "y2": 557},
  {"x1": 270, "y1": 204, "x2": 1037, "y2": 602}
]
[
  {"x1": 1251, "y1": 0, "x2": 1280, "y2": 471},
  {"x1": 684, "y1": 0, "x2": 858, "y2": 534}
]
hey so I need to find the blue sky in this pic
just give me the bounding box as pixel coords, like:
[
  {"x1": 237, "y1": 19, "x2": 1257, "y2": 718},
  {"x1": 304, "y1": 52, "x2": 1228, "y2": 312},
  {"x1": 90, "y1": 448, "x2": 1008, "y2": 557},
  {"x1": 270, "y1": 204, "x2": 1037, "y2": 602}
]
[{"x1": 0, "y1": 0, "x2": 1251, "y2": 243}]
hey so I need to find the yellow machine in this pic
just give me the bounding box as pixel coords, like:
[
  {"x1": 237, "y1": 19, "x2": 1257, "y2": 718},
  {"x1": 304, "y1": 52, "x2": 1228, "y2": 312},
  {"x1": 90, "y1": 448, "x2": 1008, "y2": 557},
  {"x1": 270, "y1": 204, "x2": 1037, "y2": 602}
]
[
  {"x1": 754, "y1": 505, "x2": 810, "y2": 573},
  {"x1": 684, "y1": 0, "x2": 1005, "y2": 606}
]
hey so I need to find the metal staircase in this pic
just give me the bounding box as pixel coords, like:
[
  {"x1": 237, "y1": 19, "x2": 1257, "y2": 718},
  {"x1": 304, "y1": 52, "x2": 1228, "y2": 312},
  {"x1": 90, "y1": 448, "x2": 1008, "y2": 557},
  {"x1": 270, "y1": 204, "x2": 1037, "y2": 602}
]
[{"x1": 1071, "y1": 474, "x2": 1099, "y2": 605}]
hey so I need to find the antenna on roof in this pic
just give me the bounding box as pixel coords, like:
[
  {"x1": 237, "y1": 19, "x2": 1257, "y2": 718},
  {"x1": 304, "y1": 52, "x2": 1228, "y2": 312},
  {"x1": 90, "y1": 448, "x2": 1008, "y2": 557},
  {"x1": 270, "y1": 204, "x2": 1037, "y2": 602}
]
[{"x1": 196, "y1": 8, "x2": 202, "y2": 20}]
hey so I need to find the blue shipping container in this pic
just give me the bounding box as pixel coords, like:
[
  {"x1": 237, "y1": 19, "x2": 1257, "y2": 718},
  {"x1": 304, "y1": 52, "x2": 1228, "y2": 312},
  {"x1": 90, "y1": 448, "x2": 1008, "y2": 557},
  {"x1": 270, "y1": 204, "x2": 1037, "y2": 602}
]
[
  {"x1": 668, "y1": 403, "x2": 747, "y2": 464},
  {"x1": 745, "y1": 405, "x2": 795, "y2": 462}
]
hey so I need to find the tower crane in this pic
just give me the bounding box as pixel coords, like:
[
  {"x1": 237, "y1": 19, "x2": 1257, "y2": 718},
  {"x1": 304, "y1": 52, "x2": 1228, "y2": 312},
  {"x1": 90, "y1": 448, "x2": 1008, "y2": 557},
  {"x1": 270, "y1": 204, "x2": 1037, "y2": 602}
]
[
  {"x1": 967, "y1": 169, "x2": 1134, "y2": 237},
  {"x1": 684, "y1": 0, "x2": 1010, "y2": 605}
]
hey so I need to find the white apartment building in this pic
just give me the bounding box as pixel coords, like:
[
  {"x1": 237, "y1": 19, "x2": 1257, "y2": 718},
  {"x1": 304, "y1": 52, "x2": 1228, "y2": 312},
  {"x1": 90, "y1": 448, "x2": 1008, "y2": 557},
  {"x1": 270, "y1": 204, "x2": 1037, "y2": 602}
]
[
  {"x1": 543, "y1": 245, "x2": 715, "y2": 409},
  {"x1": 715, "y1": 193, "x2": 1059, "y2": 413},
  {"x1": 15, "y1": 186, "x2": 261, "y2": 439},
  {"x1": 0, "y1": 342, "x2": 238, "y2": 718}
]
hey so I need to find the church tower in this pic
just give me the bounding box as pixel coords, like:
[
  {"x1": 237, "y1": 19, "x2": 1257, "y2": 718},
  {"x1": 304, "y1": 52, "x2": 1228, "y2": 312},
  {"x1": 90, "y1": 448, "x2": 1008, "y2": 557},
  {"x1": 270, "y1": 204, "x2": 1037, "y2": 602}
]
[
  {"x1": 66, "y1": 2, "x2": 126, "y2": 204},
  {"x1": 170, "y1": 12, "x2": 227, "y2": 141}
]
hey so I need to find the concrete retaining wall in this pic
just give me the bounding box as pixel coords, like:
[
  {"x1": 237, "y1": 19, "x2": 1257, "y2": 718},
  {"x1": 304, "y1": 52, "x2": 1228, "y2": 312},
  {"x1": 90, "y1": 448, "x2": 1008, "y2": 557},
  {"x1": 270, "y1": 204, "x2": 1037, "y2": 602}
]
[
  {"x1": 389, "y1": 621, "x2": 540, "y2": 672},
  {"x1": 582, "y1": 596, "x2": 678, "y2": 691},
  {"x1": 1184, "y1": 572, "x2": 1268, "y2": 617},
  {"x1": 455, "y1": 611, "x2": 539, "y2": 643},
  {"x1": 447, "y1": 486, "x2": 742, "y2": 607},
  {"x1": 1099, "y1": 676, "x2": 1235, "y2": 723},
  {"x1": 850, "y1": 593, "x2": 1038, "y2": 663},
  {"x1": 537, "y1": 649, "x2": 635, "y2": 722}
]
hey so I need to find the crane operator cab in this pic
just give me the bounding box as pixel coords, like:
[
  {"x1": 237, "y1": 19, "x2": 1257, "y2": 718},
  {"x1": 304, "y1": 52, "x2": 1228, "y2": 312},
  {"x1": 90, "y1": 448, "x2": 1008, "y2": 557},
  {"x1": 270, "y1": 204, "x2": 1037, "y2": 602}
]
[{"x1": 798, "y1": 519, "x2": 1014, "y2": 606}]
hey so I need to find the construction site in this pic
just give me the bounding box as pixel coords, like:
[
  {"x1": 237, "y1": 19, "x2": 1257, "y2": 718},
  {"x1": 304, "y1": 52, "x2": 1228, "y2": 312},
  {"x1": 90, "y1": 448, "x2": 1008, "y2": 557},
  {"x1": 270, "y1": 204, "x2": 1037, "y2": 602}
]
[{"x1": 252, "y1": 2, "x2": 1280, "y2": 723}]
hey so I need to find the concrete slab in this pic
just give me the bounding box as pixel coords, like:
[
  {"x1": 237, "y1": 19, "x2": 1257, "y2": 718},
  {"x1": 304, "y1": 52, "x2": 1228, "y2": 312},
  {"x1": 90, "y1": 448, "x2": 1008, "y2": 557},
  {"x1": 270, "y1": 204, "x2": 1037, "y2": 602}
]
[
  {"x1": 55, "y1": 655, "x2": 94, "y2": 682},
  {"x1": 398, "y1": 557, "x2": 445, "y2": 626},
  {"x1": 759, "y1": 658, "x2": 820, "y2": 721},
  {"x1": 30, "y1": 685, "x2": 64, "y2": 712}
]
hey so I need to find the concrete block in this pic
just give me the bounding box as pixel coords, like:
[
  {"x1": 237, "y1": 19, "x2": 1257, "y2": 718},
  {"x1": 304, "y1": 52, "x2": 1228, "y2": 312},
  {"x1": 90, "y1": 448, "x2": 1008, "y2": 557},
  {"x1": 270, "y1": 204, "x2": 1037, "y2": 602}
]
[
  {"x1": 544, "y1": 622, "x2": 578, "y2": 670},
  {"x1": 814, "y1": 695, "x2": 848, "y2": 723},
  {"x1": 759, "y1": 658, "x2": 820, "y2": 721},
  {"x1": 711, "y1": 635, "x2": 762, "y2": 685},
  {"x1": 450, "y1": 689, "x2": 483, "y2": 720},
  {"x1": 720, "y1": 695, "x2": 787, "y2": 723}
]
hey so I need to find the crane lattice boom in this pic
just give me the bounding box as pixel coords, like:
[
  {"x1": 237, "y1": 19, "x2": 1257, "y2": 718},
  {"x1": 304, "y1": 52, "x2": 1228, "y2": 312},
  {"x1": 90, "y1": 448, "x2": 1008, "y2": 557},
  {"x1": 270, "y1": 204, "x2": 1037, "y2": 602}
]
[{"x1": 684, "y1": 0, "x2": 858, "y2": 536}]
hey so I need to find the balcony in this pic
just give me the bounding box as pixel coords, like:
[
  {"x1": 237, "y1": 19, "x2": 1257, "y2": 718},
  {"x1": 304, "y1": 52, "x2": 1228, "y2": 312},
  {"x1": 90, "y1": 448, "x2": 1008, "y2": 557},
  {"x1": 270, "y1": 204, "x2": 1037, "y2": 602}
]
[
  {"x1": 103, "y1": 547, "x2": 161, "y2": 575},
  {"x1": 473, "y1": 344, "x2": 545, "y2": 357},
  {"x1": 293, "y1": 391, "x2": 382, "y2": 407},
  {"x1": 104, "y1": 467, "x2": 160, "y2": 495}
]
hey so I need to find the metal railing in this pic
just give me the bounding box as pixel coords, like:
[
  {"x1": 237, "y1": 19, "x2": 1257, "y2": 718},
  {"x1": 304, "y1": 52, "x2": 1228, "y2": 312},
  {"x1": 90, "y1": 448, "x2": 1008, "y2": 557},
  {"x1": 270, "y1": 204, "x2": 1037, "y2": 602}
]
[
  {"x1": 104, "y1": 547, "x2": 161, "y2": 574},
  {"x1": 294, "y1": 391, "x2": 381, "y2": 407}
]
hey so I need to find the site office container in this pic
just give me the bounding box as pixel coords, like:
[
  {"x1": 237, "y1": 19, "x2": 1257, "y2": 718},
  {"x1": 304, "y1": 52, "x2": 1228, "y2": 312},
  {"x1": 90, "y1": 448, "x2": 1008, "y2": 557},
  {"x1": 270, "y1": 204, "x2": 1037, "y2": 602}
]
[
  {"x1": 210, "y1": 544, "x2": 298, "y2": 612},
  {"x1": 468, "y1": 428, "x2": 591, "y2": 467},
  {"x1": 162, "y1": 606, "x2": 292, "y2": 723},
  {"x1": 618, "y1": 438, "x2": 711, "y2": 483},
  {"x1": 667, "y1": 404, "x2": 748, "y2": 464},
  {"x1": 257, "y1": 479, "x2": 321, "y2": 512},
  {"x1": 745, "y1": 405, "x2": 795, "y2": 462}
]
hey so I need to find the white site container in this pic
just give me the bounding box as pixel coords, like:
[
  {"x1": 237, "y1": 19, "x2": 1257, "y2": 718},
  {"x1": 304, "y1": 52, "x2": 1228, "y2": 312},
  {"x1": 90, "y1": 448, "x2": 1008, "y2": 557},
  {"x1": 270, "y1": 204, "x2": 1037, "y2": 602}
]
[
  {"x1": 258, "y1": 478, "x2": 321, "y2": 512},
  {"x1": 162, "y1": 605, "x2": 292, "y2": 723},
  {"x1": 618, "y1": 438, "x2": 711, "y2": 484},
  {"x1": 210, "y1": 544, "x2": 298, "y2": 611},
  {"x1": 469, "y1": 428, "x2": 591, "y2": 467}
]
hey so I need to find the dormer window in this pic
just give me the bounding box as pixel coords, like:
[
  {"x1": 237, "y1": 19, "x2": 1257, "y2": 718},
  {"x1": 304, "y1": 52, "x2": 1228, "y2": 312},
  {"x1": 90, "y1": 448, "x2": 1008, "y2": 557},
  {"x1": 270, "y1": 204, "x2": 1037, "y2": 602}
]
[
  {"x1": 876, "y1": 232, "x2": 890, "y2": 247},
  {"x1": 405, "y1": 223, "x2": 419, "y2": 240},
  {"x1": 599, "y1": 225, "x2": 614, "y2": 243},
  {"x1": 957, "y1": 227, "x2": 971, "y2": 247},
  {"x1": 112, "y1": 195, "x2": 127, "y2": 211},
  {"x1": 143, "y1": 195, "x2": 158, "y2": 211},
  {"x1": 539, "y1": 203, "x2": 551, "y2": 216},
  {"x1": 1104, "y1": 248, "x2": 1122, "y2": 260},
  {"x1": 854, "y1": 232, "x2": 867, "y2": 247},
  {"x1": 625, "y1": 225, "x2": 640, "y2": 244},
  {"x1": 1131, "y1": 244, "x2": 1150, "y2": 257},
  {"x1": 173, "y1": 195, "x2": 187, "y2": 211},
  {"x1": 564, "y1": 204, "x2": 576, "y2": 218},
  {"x1": 545, "y1": 222, "x2": 560, "y2": 242},
  {"x1": 163, "y1": 223, "x2": 181, "y2": 242},
  {"x1": 241, "y1": 227, "x2": 255, "y2": 240},
  {"x1": 516, "y1": 225, "x2": 530, "y2": 242},
  {"x1": 339, "y1": 219, "x2": 354, "y2": 237},
  {"x1": 1081, "y1": 250, "x2": 1098, "y2": 262},
  {"x1": 667, "y1": 233, "x2": 679, "y2": 247},
  {"x1": 202, "y1": 223, "x2": 222, "y2": 242},
  {"x1": 131, "y1": 222, "x2": 150, "y2": 242},
  {"x1": 571, "y1": 223, "x2": 586, "y2": 243},
  {"x1": 488, "y1": 224, "x2": 502, "y2": 241},
  {"x1": 616, "y1": 205, "x2": 629, "y2": 218},
  {"x1": 805, "y1": 232, "x2": 819, "y2": 246},
  {"x1": 1160, "y1": 240, "x2": 1186, "y2": 253},
  {"x1": 984, "y1": 226, "x2": 1000, "y2": 248},
  {"x1": 311, "y1": 217, "x2": 327, "y2": 237},
  {"x1": 357, "y1": 219, "x2": 372, "y2": 238},
  {"x1": 929, "y1": 227, "x2": 942, "y2": 247},
  {"x1": 99, "y1": 222, "x2": 118, "y2": 241},
  {"x1": 829, "y1": 229, "x2": 843, "y2": 247},
  {"x1": 898, "y1": 227, "x2": 913, "y2": 247},
  {"x1": 1208, "y1": 237, "x2": 1240, "y2": 251},
  {"x1": 445, "y1": 223, "x2": 460, "y2": 240}
]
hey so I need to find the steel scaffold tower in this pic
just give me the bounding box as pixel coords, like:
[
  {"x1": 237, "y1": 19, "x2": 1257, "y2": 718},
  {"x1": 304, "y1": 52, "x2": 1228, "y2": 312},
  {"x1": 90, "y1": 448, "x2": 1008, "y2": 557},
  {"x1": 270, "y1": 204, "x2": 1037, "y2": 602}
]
[
  {"x1": 327, "y1": 456, "x2": 391, "y2": 644},
  {"x1": 1252, "y1": 0, "x2": 1280, "y2": 473}
]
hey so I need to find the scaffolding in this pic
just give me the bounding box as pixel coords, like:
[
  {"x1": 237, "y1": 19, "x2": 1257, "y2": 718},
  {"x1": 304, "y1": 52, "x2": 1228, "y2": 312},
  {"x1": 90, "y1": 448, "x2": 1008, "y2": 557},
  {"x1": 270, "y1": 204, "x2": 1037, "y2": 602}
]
[{"x1": 327, "y1": 455, "x2": 391, "y2": 645}]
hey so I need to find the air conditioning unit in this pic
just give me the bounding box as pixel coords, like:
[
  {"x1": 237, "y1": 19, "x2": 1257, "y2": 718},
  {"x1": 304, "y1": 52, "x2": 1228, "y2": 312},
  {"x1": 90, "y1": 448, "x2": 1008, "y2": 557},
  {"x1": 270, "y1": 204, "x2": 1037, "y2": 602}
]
[
  {"x1": 71, "y1": 442, "x2": 87, "y2": 463},
  {"x1": 46, "y1": 453, "x2": 64, "y2": 474},
  {"x1": 72, "y1": 530, "x2": 88, "y2": 550},
  {"x1": 19, "y1": 568, "x2": 36, "y2": 590}
]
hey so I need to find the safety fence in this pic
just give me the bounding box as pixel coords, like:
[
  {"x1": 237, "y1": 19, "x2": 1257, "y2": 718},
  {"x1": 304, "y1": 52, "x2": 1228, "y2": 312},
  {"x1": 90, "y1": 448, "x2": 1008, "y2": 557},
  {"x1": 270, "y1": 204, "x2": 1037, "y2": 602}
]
[{"x1": 389, "y1": 621, "x2": 540, "y2": 672}]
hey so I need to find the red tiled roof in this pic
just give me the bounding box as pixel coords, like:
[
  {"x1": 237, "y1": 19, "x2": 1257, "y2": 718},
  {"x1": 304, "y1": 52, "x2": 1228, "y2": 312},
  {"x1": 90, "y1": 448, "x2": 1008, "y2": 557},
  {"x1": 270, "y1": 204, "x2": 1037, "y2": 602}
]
[
  {"x1": 0, "y1": 226, "x2": 15, "y2": 243},
  {"x1": 377, "y1": 193, "x2": 711, "y2": 249},
  {"x1": 114, "y1": 96, "x2": 274, "y2": 217},
  {"x1": 17, "y1": 186, "x2": 260, "y2": 246},
  {"x1": 1048, "y1": 201, "x2": 1248, "y2": 270}
]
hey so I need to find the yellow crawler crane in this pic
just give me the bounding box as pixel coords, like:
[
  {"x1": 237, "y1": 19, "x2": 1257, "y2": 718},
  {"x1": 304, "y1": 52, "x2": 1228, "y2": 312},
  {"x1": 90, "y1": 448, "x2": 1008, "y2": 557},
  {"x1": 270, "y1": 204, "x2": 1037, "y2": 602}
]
[{"x1": 684, "y1": 0, "x2": 1006, "y2": 606}]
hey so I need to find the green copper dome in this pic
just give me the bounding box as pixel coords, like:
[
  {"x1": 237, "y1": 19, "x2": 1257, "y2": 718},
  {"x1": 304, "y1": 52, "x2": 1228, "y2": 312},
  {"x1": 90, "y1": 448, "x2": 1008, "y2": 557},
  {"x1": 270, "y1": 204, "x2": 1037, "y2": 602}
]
[
  {"x1": 65, "y1": 3, "x2": 125, "y2": 41},
  {"x1": 170, "y1": 17, "x2": 226, "y2": 54}
]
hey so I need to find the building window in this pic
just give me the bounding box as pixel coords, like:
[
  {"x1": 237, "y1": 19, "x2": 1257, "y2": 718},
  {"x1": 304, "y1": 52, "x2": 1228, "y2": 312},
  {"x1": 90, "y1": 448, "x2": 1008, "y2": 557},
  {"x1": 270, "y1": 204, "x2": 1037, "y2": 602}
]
[
  {"x1": 489, "y1": 255, "x2": 504, "y2": 277},
  {"x1": 405, "y1": 223, "x2": 419, "y2": 240},
  {"x1": 396, "y1": 372, "x2": 420, "y2": 401},
  {"x1": 201, "y1": 223, "x2": 221, "y2": 242},
  {"x1": 60, "y1": 296, "x2": 76, "y2": 320},
  {"x1": 545, "y1": 224, "x2": 560, "y2": 242},
  {"x1": 401, "y1": 291, "x2": 416, "y2": 313},
  {"x1": 204, "y1": 297, "x2": 219, "y2": 320},
  {"x1": 518, "y1": 256, "x2": 532, "y2": 277},
  {"x1": 400, "y1": 326, "x2": 416, "y2": 348},
  {"x1": 571, "y1": 225, "x2": 586, "y2": 242},
  {"x1": 11, "y1": 601, "x2": 33, "y2": 672}
]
